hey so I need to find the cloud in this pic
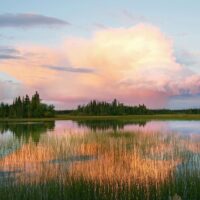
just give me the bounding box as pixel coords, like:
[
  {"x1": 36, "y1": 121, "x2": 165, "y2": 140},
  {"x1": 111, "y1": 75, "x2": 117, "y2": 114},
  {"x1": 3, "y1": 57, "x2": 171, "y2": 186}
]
[
  {"x1": 0, "y1": 24, "x2": 200, "y2": 108},
  {"x1": 168, "y1": 94, "x2": 200, "y2": 109},
  {"x1": 0, "y1": 46, "x2": 20, "y2": 54},
  {"x1": 0, "y1": 81, "x2": 22, "y2": 102},
  {"x1": 93, "y1": 23, "x2": 108, "y2": 30},
  {"x1": 0, "y1": 34, "x2": 14, "y2": 40},
  {"x1": 121, "y1": 9, "x2": 148, "y2": 23},
  {"x1": 0, "y1": 13, "x2": 69, "y2": 28},
  {"x1": 0, "y1": 46, "x2": 22, "y2": 60},
  {"x1": 0, "y1": 72, "x2": 20, "y2": 83},
  {"x1": 64, "y1": 24, "x2": 200, "y2": 105},
  {"x1": 176, "y1": 49, "x2": 200, "y2": 67},
  {"x1": 0, "y1": 72, "x2": 22, "y2": 101},
  {"x1": 0, "y1": 54, "x2": 21, "y2": 60},
  {"x1": 43, "y1": 65, "x2": 95, "y2": 73}
]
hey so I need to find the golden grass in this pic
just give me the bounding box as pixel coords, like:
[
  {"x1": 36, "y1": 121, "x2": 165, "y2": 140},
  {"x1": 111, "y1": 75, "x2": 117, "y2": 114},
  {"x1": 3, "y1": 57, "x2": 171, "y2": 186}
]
[
  {"x1": 69, "y1": 144, "x2": 180, "y2": 185},
  {"x1": 0, "y1": 129, "x2": 199, "y2": 187}
]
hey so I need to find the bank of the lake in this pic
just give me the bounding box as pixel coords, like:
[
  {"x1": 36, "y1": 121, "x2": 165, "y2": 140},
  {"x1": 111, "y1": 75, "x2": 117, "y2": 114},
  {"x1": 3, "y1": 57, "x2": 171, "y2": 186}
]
[{"x1": 1, "y1": 114, "x2": 200, "y2": 122}]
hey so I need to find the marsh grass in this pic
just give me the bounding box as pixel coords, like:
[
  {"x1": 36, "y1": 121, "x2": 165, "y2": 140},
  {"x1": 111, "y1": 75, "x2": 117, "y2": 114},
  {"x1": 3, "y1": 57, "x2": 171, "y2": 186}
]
[
  {"x1": 0, "y1": 127, "x2": 199, "y2": 200},
  {"x1": 0, "y1": 174, "x2": 199, "y2": 200}
]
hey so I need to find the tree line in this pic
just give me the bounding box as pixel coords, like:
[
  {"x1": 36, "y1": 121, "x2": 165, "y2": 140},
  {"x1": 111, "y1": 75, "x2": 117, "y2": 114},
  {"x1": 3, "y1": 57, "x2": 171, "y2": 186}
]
[
  {"x1": 72, "y1": 99, "x2": 200, "y2": 115},
  {"x1": 0, "y1": 92, "x2": 55, "y2": 118},
  {"x1": 74, "y1": 99, "x2": 150, "y2": 115},
  {"x1": 1, "y1": 94, "x2": 200, "y2": 118}
]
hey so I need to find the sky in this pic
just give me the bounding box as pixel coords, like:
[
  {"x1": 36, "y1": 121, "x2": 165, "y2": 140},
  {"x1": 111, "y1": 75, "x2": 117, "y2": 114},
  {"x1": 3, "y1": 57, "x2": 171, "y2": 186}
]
[{"x1": 0, "y1": 0, "x2": 200, "y2": 109}]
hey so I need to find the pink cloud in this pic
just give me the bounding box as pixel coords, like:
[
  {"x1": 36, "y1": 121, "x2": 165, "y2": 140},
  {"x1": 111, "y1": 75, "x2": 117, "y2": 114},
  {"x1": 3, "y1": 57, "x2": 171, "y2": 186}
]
[{"x1": 0, "y1": 24, "x2": 200, "y2": 108}]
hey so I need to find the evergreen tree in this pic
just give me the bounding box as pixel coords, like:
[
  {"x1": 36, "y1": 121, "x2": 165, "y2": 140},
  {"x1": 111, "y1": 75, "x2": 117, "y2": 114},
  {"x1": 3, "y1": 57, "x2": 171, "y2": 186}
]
[
  {"x1": 23, "y1": 95, "x2": 31, "y2": 117},
  {"x1": 0, "y1": 92, "x2": 55, "y2": 118},
  {"x1": 76, "y1": 99, "x2": 149, "y2": 115}
]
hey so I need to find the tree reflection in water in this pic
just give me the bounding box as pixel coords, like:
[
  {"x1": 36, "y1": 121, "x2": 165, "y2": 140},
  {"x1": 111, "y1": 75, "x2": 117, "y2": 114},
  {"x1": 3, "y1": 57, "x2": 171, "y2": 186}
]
[
  {"x1": 76, "y1": 119, "x2": 147, "y2": 132},
  {"x1": 0, "y1": 122, "x2": 55, "y2": 143}
]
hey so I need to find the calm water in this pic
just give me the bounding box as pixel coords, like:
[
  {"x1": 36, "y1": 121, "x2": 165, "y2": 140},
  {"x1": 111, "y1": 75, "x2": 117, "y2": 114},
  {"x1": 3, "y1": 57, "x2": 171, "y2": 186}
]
[{"x1": 0, "y1": 120, "x2": 200, "y2": 200}]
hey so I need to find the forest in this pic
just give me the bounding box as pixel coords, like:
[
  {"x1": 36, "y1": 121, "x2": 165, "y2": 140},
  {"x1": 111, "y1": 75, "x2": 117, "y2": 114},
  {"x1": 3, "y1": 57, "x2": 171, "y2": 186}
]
[
  {"x1": 1, "y1": 94, "x2": 200, "y2": 118},
  {"x1": 73, "y1": 99, "x2": 200, "y2": 115},
  {"x1": 75, "y1": 99, "x2": 150, "y2": 115},
  {"x1": 0, "y1": 92, "x2": 55, "y2": 118}
]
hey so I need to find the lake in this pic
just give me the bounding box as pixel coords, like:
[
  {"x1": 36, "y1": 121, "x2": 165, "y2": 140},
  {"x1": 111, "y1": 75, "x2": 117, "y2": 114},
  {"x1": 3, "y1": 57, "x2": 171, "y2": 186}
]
[{"x1": 0, "y1": 119, "x2": 199, "y2": 200}]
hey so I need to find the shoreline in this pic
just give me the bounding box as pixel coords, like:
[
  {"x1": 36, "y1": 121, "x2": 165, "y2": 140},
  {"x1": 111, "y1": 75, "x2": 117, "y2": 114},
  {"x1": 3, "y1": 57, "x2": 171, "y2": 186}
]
[{"x1": 0, "y1": 114, "x2": 200, "y2": 122}]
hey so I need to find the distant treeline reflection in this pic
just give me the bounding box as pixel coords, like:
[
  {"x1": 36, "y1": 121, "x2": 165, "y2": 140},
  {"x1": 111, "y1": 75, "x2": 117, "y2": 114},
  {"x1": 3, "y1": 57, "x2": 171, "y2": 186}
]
[
  {"x1": 0, "y1": 122, "x2": 55, "y2": 143},
  {"x1": 76, "y1": 120, "x2": 147, "y2": 132}
]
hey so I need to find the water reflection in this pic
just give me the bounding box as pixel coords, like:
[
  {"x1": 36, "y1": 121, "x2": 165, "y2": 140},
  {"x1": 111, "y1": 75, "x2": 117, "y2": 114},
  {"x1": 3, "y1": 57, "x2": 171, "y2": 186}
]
[
  {"x1": 0, "y1": 121, "x2": 55, "y2": 143},
  {"x1": 77, "y1": 119, "x2": 147, "y2": 132},
  {"x1": 0, "y1": 120, "x2": 199, "y2": 199},
  {"x1": 0, "y1": 122, "x2": 55, "y2": 159}
]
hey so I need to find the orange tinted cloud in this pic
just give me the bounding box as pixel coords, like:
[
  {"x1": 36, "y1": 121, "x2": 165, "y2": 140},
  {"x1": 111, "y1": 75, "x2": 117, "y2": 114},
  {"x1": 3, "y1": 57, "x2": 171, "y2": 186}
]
[{"x1": 0, "y1": 24, "x2": 200, "y2": 108}]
